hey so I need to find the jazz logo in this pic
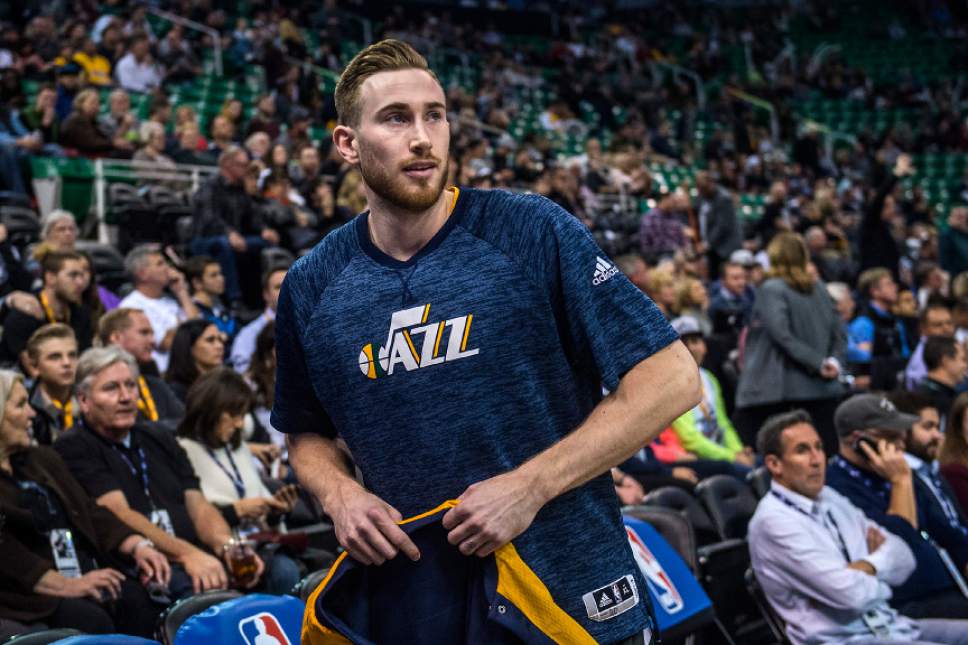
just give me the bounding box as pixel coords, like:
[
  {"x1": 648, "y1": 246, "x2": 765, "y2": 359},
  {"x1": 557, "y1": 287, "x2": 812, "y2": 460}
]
[
  {"x1": 626, "y1": 527, "x2": 684, "y2": 614},
  {"x1": 238, "y1": 612, "x2": 291, "y2": 645},
  {"x1": 359, "y1": 304, "x2": 478, "y2": 379}
]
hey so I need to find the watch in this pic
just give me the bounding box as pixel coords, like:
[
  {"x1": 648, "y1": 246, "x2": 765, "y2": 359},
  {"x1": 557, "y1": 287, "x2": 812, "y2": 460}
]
[{"x1": 133, "y1": 538, "x2": 155, "y2": 555}]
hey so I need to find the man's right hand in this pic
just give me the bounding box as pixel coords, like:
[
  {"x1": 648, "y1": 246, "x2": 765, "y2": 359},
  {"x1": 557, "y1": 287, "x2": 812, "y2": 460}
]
[
  {"x1": 860, "y1": 439, "x2": 911, "y2": 485},
  {"x1": 179, "y1": 548, "x2": 228, "y2": 594},
  {"x1": 7, "y1": 291, "x2": 43, "y2": 319},
  {"x1": 228, "y1": 230, "x2": 247, "y2": 252},
  {"x1": 866, "y1": 526, "x2": 886, "y2": 554},
  {"x1": 326, "y1": 482, "x2": 420, "y2": 566}
]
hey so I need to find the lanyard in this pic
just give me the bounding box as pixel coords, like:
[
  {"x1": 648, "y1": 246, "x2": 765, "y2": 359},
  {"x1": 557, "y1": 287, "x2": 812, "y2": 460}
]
[
  {"x1": 50, "y1": 398, "x2": 73, "y2": 429},
  {"x1": 110, "y1": 439, "x2": 155, "y2": 510},
  {"x1": 206, "y1": 445, "x2": 246, "y2": 499},
  {"x1": 771, "y1": 490, "x2": 851, "y2": 561},
  {"x1": 39, "y1": 291, "x2": 68, "y2": 324},
  {"x1": 914, "y1": 467, "x2": 967, "y2": 535},
  {"x1": 136, "y1": 376, "x2": 159, "y2": 422}
]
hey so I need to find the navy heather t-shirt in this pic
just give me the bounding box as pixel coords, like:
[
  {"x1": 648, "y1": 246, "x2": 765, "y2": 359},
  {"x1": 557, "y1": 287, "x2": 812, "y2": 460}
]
[{"x1": 272, "y1": 187, "x2": 677, "y2": 642}]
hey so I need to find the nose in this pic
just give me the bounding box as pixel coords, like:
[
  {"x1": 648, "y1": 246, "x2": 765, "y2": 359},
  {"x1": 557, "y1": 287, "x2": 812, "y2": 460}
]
[
  {"x1": 410, "y1": 120, "x2": 431, "y2": 155},
  {"x1": 120, "y1": 384, "x2": 136, "y2": 402}
]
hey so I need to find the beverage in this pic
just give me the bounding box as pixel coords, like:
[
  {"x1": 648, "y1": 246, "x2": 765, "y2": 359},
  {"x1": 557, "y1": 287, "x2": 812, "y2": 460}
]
[{"x1": 225, "y1": 538, "x2": 259, "y2": 588}]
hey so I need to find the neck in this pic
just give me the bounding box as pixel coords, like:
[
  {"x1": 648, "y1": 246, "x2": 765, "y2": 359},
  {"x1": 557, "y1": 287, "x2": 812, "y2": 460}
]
[
  {"x1": 41, "y1": 286, "x2": 66, "y2": 318},
  {"x1": 366, "y1": 188, "x2": 453, "y2": 262},
  {"x1": 0, "y1": 453, "x2": 10, "y2": 474},
  {"x1": 928, "y1": 370, "x2": 956, "y2": 387},
  {"x1": 40, "y1": 381, "x2": 71, "y2": 405},
  {"x1": 137, "y1": 282, "x2": 164, "y2": 299},
  {"x1": 870, "y1": 298, "x2": 890, "y2": 313},
  {"x1": 194, "y1": 291, "x2": 214, "y2": 307},
  {"x1": 774, "y1": 478, "x2": 818, "y2": 501},
  {"x1": 93, "y1": 422, "x2": 131, "y2": 445}
]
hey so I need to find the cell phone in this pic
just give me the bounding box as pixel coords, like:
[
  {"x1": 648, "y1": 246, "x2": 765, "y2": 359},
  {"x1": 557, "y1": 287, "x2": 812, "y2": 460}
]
[{"x1": 852, "y1": 435, "x2": 879, "y2": 462}]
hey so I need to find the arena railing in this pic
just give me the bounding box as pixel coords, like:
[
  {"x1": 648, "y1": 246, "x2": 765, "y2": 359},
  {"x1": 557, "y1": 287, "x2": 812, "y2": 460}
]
[{"x1": 92, "y1": 158, "x2": 218, "y2": 244}]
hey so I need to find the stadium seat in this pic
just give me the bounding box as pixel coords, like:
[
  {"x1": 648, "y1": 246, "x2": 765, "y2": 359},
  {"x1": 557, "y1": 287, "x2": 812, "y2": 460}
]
[
  {"x1": 0, "y1": 192, "x2": 32, "y2": 209},
  {"x1": 695, "y1": 475, "x2": 759, "y2": 541},
  {"x1": 157, "y1": 589, "x2": 241, "y2": 645},
  {"x1": 623, "y1": 504, "x2": 698, "y2": 573},
  {"x1": 55, "y1": 636, "x2": 160, "y2": 644},
  {"x1": 746, "y1": 467, "x2": 771, "y2": 500},
  {"x1": 745, "y1": 568, "x2": 789, "y2": 644},
  {"x1": 643, "y1": 486, "x2": 720, "y2": 546},
  {"x1": 0, "y1": 205, "x2": 40, "y2": 247},
  {"x1": 75, "y1": 240, "x2": 128, "y2": 292},
  {"x1": 2, "y1": 629, "x2": 82, "y2": 645},
  {"x1": 294, "y1": 568, "x2": 331, "y2": 602},
  {"x1": 169, "y1": 593, "x2": 303, "y2": 645}
]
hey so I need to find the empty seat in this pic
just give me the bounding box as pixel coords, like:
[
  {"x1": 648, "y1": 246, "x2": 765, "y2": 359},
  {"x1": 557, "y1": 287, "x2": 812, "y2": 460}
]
[
  {"x1": 747, "y1": 466, "x2": 771, "y2": 500},
  {"x1": 696, "y1": 475, "x2": 759, "y2": 541},
  {"x1": 0, "y1": 205, "x2": 40, "y2": 247},
  {"x1": 75, "y1": 240, "x2": 128, "y2": 291},
  {"x1": 643, "y1": 485, "x2": 720, "y2": 546},
  {"x1": 3, "y1": 629, "x2": 83, "y2": 644}
]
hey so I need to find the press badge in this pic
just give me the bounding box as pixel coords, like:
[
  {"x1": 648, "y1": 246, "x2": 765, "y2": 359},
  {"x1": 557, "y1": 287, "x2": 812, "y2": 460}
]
[
  {"x1": 49, "y1": 529, "x2": 81, "y2": 578},
  {"x1": 150, "y1": 509, "x2": 175, "y2": 535},
  {"x1": 582, "y1": 574, "x2": 639, "y2": 622},
  {"x1": 862, "y1": 610, "x2": 891, "y2": 638}
]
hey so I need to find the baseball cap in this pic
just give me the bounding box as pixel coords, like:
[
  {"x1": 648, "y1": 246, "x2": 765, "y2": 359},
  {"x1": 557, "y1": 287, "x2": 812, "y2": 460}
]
[
  {"x1": 834, "y1": 394, "x2": 919, "y2": 437},
  {"x1": 729, "y1": 249, "x2": 756, "y2": 267},
  {"x1": 671, "y1": 316, "x2": 702, "y2": 338}
]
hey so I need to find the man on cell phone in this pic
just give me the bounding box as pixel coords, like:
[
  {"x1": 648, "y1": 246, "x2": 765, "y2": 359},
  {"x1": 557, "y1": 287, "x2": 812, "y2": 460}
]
[{"x1": 827, "y1": 394, "x2": 968, "y2": 620}]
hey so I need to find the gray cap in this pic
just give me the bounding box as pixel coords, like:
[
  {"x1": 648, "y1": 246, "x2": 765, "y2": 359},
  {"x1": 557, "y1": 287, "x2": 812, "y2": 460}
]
[
  {"x1": 730, "y1": 249, "x2": 756, "y2": 267},
  {"x1": 834, "y1": 394, "x2": 919, "y2": 437},
  {"x1": 671, "y1": 316, "x2": 702, "y2": 338}
]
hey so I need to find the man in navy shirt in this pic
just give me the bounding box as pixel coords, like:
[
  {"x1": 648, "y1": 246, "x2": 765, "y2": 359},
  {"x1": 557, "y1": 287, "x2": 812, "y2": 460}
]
[
  {"x1": 827, "y1": 393, "x2": 968, "y2": 619},
  {"x1": 272, "y1": 39, "x2": 700, "y2": 644}
]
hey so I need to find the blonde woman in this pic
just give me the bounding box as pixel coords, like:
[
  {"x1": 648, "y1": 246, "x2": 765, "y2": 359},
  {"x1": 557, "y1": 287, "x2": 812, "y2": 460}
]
[{"x1": 735, "y1": 232, "x2": 846, "y2": 454}]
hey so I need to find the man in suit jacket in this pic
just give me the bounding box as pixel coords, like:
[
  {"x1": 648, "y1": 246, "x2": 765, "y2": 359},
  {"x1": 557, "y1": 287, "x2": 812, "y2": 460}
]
[{"x1": 695, "y1": 172, "x2": 742, "y2": 282}]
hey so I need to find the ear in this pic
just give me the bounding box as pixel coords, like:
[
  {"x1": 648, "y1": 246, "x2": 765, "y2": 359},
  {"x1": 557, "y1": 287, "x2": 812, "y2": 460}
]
[
  {"x1": 332, "y1": 126, "x2": 359, "y2": 165},
  {"x1": 763, "y1": 454, "x2": 781, "y2": 477}
]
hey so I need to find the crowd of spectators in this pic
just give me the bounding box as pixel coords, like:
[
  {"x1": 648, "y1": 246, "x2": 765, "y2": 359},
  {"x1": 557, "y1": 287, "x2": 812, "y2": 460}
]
[{"x1": 0, "y1": 0, "x2": 965, "y2": 641}]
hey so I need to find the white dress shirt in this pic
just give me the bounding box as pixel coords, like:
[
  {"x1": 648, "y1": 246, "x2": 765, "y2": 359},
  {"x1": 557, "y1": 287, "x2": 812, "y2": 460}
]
[
  {"x1": 748, "y1": 481, "x2": 919, "y2": 644},
  {"x1": 118, "y1": 289, "x2": 186, "y2": 373},
  {"x1": 230, "y1": 308, "x2": 274, "y2": 374}
]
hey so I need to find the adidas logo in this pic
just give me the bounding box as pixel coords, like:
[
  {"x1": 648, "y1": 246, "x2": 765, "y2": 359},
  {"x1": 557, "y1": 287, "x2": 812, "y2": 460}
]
[
  {"x1": 592, "y1": 256, "x2": 619, "y2": 285},
  {"x1": 598, "y1": 591, "x2": 614, "y2": 608}
]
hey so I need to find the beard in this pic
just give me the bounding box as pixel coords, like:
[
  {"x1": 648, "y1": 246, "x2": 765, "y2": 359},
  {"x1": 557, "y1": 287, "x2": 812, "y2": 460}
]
[{"x1": 358, "y1": 145, "x2": 449, "y2": 214}]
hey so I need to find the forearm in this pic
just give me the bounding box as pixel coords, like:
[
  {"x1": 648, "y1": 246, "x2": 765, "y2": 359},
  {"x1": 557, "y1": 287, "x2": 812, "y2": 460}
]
[
  {"x1": 32, "y1": 570, "x2": 70, "y2": 597},
  {"x1": 189, "y1": 500, "x2": 233, "y2": 553},
  {"x1": 887, "y1": 477, "x2": 918, "y2": 528},
  {"x1": 287, "y1": 432, "x2": 359, "y2": 516},
  {"x1": 517, "y1": 341, "x2": 700, "y2": 505},
  {"x1": 174, "y1": 291, "x2": 200, "y2": 319},
  {"x1": 112, "y1": 505, "x2": 195, "y2": 559}
]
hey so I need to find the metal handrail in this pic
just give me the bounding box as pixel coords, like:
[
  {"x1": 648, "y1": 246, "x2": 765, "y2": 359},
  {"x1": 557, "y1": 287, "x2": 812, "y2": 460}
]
[
  {"x1": 807, "y1": 43, "x2": 841, "y2": 79},
  {"x1": 93, "y1": 158, "x2": 218, "y2": 243},
  {"x1": 726, "y1": 86, "x2": 779, "y2": 143},
  {"x1": 651, "y1": 61, "x2": 707, "y2": 110},
  {"x1": 148, "y1": 8, "x2": 222, "y2": 76}
]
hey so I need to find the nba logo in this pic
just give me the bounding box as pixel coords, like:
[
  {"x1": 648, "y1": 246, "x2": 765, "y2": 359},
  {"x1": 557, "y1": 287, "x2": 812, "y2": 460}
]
[
  {"x1": 626, "y1": 527, "x2": 684, "y2": 614},
  {"x1": 238, "y1": 612, "x2": 291, "y2": 645}
]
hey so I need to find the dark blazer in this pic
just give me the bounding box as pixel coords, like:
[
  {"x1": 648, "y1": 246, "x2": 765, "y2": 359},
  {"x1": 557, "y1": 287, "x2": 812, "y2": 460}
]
[
  {"x1": 0, "y1": 447, "x2": 134, "y2": 623},
  {"x1": 701, "y1": 187, "x2": 743, "y2": 258}
]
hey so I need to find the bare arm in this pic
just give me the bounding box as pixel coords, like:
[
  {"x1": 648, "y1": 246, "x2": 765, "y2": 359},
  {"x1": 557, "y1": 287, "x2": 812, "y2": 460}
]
[
  {"x1": 184, "y1": 490, "x2": 233, "y2": 552},
  {"x1": 287, "y1": 433, "x2": 421, "y2": 566},
  {"x1": 443, "y1": 340, "x2": 701, "y2": 556},
  {"x1": 97, "y1": 490, "x2": 196, "y2": 559}
]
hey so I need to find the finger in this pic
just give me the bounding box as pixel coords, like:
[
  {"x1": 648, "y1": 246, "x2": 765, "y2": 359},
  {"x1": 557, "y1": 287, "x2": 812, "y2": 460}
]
[
  {"x1": 441, "y1": 505, "x2": 467, "y2": 530},
  {"x1": 475, "y1": 540, "x2": 501, "y2": 558},
  {"x1": 359, "y1": 522, "x2": 401, "y2": 562},
  {"x1": 159, "y1": 559, "x2": 171, "y2": 586},
  {"x1": 373, "y1": 516, "x2": 420, "y2": 561},
  {"x1": 346, "y1": 539, "x2": 378, "y2": 566},
  {"x1": 191, "y1": 572, "x2": 202, "y2": 594},
  {"x1": 384, "y1": 503, "x2": 404, "y2": 523}
]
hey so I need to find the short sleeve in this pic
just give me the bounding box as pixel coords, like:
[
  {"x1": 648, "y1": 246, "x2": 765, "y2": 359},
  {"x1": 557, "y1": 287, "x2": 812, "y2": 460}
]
[
  {"x1": 550, "y1": 207, "x2": 678, "y2": 390},
  {"x1": 155, "y1": 431, "x2": 202, "y2": 491},
  {"x1": 53, "y1": 433, "x2": 122, "y2": 500},
  {"x1": 270, "y1": 271, "x2": 337, "y2": 437}
]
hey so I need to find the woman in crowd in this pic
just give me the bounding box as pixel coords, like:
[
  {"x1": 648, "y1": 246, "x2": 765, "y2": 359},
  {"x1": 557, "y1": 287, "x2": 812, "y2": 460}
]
[
  {"x1": 132, "y1": 121, "x2": 181, "y2": 189},
  {"x1": 165, "y1": 319, "x2": 225, "y2": 403},
  {"x1": 175, "y1": 367, "x2": 301, "y2": 594},
  {"x1": 0, "y1": 369, "x2": 169, "y2": 638},
  {"x1": 675, "y1": 277, "x2": 712, "y2": 336},
  {"x1": 940, "y1": 393, "x2": 968, "y2": 512},
  {"x1": 734, "y1": 232, "x2": 846, "y2": 455},
  {"x1": 60, "y1": 89, "x2": 132, "y2": 157}
]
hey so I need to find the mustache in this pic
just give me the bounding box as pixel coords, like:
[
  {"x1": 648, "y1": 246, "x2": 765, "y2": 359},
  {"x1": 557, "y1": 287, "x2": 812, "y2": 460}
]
[{"x1": 399, "y1": 156, "x2": 441, "y2": 170}]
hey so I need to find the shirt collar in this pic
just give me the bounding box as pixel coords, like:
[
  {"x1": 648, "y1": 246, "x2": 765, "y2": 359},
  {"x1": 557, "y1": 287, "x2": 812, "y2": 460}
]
[
  {"x1": 770, "y1": 480, "x2": 824, "y2": 517},
  {"x1": 904, "y1": 451, "x2": 938, "y2": 476}
]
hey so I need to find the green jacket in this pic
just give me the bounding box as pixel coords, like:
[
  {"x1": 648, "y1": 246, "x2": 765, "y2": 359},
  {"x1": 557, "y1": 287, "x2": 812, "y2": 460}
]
[{"x1": 671, "y1": 368, "x2": 743, "y2": 461}]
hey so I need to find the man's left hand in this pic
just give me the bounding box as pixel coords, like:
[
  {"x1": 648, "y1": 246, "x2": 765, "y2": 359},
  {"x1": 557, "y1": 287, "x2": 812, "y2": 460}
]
[{"x1": 442, "y1": 471, "x2": 544, "y2": 558}]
